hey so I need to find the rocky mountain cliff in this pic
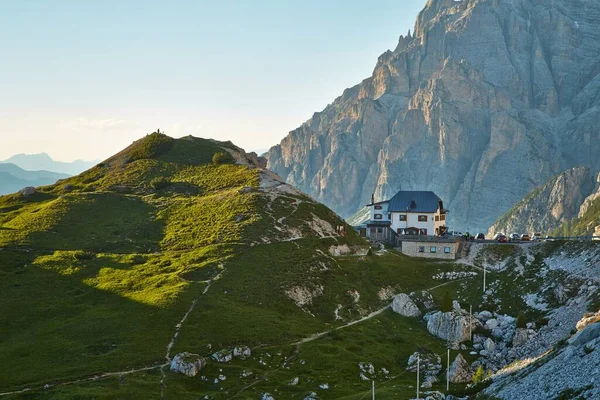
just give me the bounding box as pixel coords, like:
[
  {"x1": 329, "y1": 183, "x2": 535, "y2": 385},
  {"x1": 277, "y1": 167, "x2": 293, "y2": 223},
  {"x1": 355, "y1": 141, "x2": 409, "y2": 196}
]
[
  {"x1": 487, "y1": 166, "x2": 598, "y2": 237},
  {"x1": 266, "y1": 0, "x2": 600, "y2": 233}
]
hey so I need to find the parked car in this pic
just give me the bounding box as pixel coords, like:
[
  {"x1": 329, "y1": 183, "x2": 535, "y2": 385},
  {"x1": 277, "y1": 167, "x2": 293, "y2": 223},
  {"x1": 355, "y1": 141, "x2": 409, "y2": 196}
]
[
  {"x1": 545, "y1": 235, "x2": 555, "y2": 241},
  {"x1": 476, "y1": 233, "x2": 485, "y2": 240},
  {"x1": 521, "y1": 234, "x2": 531, "y2": 241},
  {"x1": 531, "y1": 233, "x2": 542, "y2": 241},
  {"x1": 510, "y1": 233, "x2": 520, "y2": 242},
  {"x1": 493, "y1": 233, "x2": 505, "y2": 240},
  {"x1": 497, "y1": 235, "x2": 508, "y2": 243}
]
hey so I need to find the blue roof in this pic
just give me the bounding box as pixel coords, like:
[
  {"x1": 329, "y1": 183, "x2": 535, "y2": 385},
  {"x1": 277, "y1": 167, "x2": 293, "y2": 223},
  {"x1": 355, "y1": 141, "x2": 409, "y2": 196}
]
[{"x1": 386, "y1": 191, "x2": 442, "y2": 213}]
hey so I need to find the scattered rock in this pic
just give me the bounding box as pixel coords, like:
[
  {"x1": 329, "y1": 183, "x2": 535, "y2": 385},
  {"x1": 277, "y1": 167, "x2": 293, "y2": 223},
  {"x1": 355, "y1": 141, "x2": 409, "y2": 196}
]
[
  {"x1": 288, "y1": 377, "x2": 299, "y2": 386},
  {"x1": 484, "y1": 338, "x2": 496, "y2": 353},
  {"x1": 512, "y1": 328, "x2": 529, "y2": 347},
  {"x1": 392, "y1": 293, "x2": 422, "y2": 317},
  {"x1": 319, "y1": 383, "x2": 329, "y2": 390},
  {"x1": 426, "y1": 311, "x2": 472, "y2": 344},
  {"x1": 170, "y1": 352, "x2": 206, "y2": 377}
]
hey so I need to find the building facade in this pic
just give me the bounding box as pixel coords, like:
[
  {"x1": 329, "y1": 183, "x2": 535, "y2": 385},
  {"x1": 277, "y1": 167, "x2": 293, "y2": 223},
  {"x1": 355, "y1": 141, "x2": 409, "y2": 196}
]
[{"x1": 365, "y1": 191, "x2": 448, "y2": 241}]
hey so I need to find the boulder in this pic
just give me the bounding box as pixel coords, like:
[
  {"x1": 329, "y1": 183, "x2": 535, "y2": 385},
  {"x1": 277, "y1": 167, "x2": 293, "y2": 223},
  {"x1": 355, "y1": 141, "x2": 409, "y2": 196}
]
[
  {"x1": 485, "y1": 319, "x2": 498, "y2": 330},
  {"x1": 512, "y1": 328, "x2": 529, "y2": 347},
  {"x1": 484, "y1": 338, "x2": 496, "y2": 353},
  {"x1": 170, "y1": 352, "x2": 206, "y2": 377},
  {"x1": 448, "y1": 354, "x2": 473, "y2": 383},
  {"x1": 426, "y1": 311, "x2": 471, "y2": 344},
  {"x1": 233, "y1": 345, "x2": 251, "y2": 359},
  {"x1": 569, "y1": 323, "x2": 600, "y2": 346},
  {"x1": 478, "y1": 311, "x2": 493, "y2": 322},
  {"x1": 392, "y1": 293, "x2": 422, "y2": 317},
  {"x1": 19, "y1": 186, "x2": 35, "y2": 197},
  {"x1": 212, "y1": 349, "x2": 233, "y2": 363}
]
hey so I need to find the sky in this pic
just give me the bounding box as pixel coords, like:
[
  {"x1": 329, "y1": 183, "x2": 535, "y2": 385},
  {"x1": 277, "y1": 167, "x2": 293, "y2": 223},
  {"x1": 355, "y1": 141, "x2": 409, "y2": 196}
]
[{"x1": 0, "y1": 0, "x2": 427, "y2": 162}]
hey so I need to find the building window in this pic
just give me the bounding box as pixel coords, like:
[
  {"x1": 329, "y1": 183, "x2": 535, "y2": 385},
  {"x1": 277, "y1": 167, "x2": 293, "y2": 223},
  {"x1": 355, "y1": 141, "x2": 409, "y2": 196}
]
[
  {"x1": 370, "y1": 228, "x2": 376, "y2": 234},
  {"x1": 444, "y1": 247, "x2": 451, "y2": 254},
  {"x1": 374, "y1": 205, "x2": 383, "y2": 210},
  {"x1": 388, "y1": 214, "x2": 391, "y2": 220},
  {"x1": 435, "y1": 216, "x2": 440, "y2": 222},
  {"x1": 430, "y1": 246, "x2": 437, "y2": 253},
  {"x1": 441, "y1": 215, "x2": 446, "y2": 221},
  {"x1": 420, "y1": 229, "x2": 428, "y2": 236},
  {"x1": 418, "y1": 215, "x2": 428, "y2": 222},
  {"x1": 374, "y1": 214, "x2": 382, "y2": 220},
  {"x1": 418, "y1": 246, "x2": 425, "y2": 253},
  {"x1": 399, "y1": 215, "x2": 407, "y2": 221},
  {"x1": 397, "y1": 228, "x2": 403, "y2": 234},
  {"x1": 377, "y1": 228, "x2": 383, "y2": 233}
]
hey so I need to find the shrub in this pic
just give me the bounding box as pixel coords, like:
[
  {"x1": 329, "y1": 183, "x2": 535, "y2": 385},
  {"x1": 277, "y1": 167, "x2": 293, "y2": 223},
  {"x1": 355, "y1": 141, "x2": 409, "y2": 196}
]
[
  {"x1": 73, "y1": 250, "x2": 96, "y2": 261},
  {"x1": 440, "y1": 291, "x2": 453, "y2": 312},
  {"x1": 212, "y1": 151, "x2": 233, "y2": 165},
  {"x1": 150, "y1": 177, "x2": 170, "y2": 190},
  {"x1": 129, "y1": 132, "x2": 174, "y2": 161},
  {"x1": 472, "y1": 365, "x2": 486, "y2": 383},
  {"x1": 516, "y1": 313, "x2": 527, "y2": 328}
]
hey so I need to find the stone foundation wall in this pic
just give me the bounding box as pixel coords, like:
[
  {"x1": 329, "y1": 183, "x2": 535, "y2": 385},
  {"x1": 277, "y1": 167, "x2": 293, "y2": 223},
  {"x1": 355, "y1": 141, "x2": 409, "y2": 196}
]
[{"x1": 401, "y1": 241, "x2": 458, "y2": 260}]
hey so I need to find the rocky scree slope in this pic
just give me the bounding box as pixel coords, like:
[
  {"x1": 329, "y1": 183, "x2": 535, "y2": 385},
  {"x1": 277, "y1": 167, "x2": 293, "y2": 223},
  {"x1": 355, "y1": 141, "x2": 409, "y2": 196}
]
[
  {"x1": 488, "y1": 166, "x2": 599, "y2": 237},
  {"x1": 267, "y1": 0, "x2": 600, "y2": 233}
]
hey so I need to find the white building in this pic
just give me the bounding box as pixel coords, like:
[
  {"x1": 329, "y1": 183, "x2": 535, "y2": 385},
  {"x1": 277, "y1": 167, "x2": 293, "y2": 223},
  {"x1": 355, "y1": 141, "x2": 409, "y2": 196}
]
[{"x1": 365, "y1": 190, "x2": 448, "y2": 241}]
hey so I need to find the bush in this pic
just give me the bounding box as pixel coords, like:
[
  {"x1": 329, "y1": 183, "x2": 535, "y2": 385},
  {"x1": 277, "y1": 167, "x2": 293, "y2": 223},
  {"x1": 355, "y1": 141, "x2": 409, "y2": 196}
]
[
  {"x1": 472, "y1": 365, "x2": 486, "y2": 383},
  {"x1": 73, "y1": 250, "x2": 96, "y2": 261},
  {"x1": 516, "y1": 313, "x2": 527, "y2": 328},
  {"x1": 129, "y1": 132, "x2": 174, "y2": 161},
  {"x1": 150, "y1": 177, "x2": 170, "y2": 190},
  {"x1": 440, "y1": 291, "x2": 453, "y2": 312},
  {"x1": 212, "y1": 151, "x2": 233, "y2": 165}
]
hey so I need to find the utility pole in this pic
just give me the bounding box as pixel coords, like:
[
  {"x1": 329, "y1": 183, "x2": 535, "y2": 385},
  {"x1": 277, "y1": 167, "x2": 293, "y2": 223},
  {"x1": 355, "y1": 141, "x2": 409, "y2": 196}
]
[
  {"x1": 446, "y1": 349, "x2": 450, "y2": 392},
  {"x1": 416, "y1": 355, "x2": 420, "y2": 400},
  {"x1": 469, "y1": 304, "x2": 473, "y2": 342},
  {"x1": 483, "y1": 264, "x2": 487, "y2": 293},
  {"x1": 372, "y1": 380, "x2": 375, "y2": 400}
]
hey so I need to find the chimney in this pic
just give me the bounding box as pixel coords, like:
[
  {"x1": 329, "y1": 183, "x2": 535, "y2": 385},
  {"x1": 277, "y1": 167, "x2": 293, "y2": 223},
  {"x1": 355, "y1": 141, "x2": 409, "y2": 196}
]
[{"x1": 371, "y1": 193, "x2": 375, "y2": 204}]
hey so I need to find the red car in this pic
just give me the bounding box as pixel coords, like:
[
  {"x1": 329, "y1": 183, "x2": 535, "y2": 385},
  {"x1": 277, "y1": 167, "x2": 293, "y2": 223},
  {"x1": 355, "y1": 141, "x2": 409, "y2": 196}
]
[{"x1": 497, "y1": 235, "x2": 507, "y2": 243}]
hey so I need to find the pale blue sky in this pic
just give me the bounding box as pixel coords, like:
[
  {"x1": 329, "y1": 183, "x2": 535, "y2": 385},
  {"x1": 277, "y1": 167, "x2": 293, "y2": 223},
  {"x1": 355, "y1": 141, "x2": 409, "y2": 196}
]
[{"x1": 0, "y1": 0, "x2": 426, "y2": 161}]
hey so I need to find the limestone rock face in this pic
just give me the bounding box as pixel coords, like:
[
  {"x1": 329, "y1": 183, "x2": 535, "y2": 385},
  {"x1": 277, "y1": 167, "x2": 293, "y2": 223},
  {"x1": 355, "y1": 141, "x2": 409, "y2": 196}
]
[
  {"x1": 448, "y1": 353, "x2": 472, "y2": 384},
  {"x1": 426, "y1": 311, "x2": 470, "y2": 344},
  {"x1": 392, "y1": 293, "x2": 422, "y2": 317},
  {"x1": 267, "y1": 0, "x2": 600, "y2": 233},
  {"x1": 170, "y1": 352, "x2": 206, "y2": 377},
  {"x1": 488, "y1": 167, "x2": 597, "y2": 237}
]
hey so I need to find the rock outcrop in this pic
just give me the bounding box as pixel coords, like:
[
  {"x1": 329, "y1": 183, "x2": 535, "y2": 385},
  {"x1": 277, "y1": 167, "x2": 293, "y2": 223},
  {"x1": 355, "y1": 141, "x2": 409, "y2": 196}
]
[
  {"x1": 392, "y1": 293, "x2": 422, "y2": 317},
  {"x1": 267, "y1": 0, "x2": 600, "y2": 233},
  {"x1": 426, "y1": 311, "x2": 472, "y2": 344},
  {"x1": 488, "y1": 167, "x2": 597, "y2": 237},
  {"x1": 170, "y1": 352, "x2": 206, "y2": 377},
  {"x1": 448, "y1": 354, "x2": 472, "y2": 384}
]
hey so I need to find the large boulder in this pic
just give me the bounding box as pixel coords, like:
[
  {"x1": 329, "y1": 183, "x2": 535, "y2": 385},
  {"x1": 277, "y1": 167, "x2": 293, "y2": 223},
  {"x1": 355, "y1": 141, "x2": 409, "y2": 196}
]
[
  {"x1": 19, "y1": 186, "x2": 35, "y2": 197},
  {"x1": 170, "y1": 352, "x2": 206, "y2": 377},
  {"x1": 233, "y1": 345, "x2": 252, "y2": 359},
  {"x1": 569, "y1": 323, "x2": 600, "y2": 347},
  {"x1": 448, "y1": 354, "x2": 473, "y2": 383},
  {"x1": 392, "y1": 293, "x2": 422, "y2": 317},
  {"x1": 427, "y1": 311, "x2": 471, "y2": 344},
  {"x1": 512, "y1": 328, "x2": 529, "y2": 347}
]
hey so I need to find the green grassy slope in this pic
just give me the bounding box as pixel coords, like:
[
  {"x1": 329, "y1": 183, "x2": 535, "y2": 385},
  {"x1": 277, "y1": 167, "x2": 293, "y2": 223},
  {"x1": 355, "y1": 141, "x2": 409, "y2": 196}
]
[{"x1": 1, "y1": 133, "x2": 588, "y2": 400}]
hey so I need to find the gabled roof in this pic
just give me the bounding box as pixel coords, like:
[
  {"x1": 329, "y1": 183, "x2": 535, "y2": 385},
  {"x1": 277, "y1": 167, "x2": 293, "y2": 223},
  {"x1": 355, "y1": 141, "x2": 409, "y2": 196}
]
[{"x1": 386, "y1": 191, "x2": 442, "y2": 213}]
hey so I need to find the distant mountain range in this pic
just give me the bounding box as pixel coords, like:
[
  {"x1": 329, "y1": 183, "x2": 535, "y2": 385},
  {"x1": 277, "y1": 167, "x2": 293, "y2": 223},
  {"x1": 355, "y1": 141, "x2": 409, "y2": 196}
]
[
  {"x1": 1, "y1": 153, "x2": 98, "y2": 176},
  {"x1": 0, "y1": 163, "x2": 70, "y2": 195}
]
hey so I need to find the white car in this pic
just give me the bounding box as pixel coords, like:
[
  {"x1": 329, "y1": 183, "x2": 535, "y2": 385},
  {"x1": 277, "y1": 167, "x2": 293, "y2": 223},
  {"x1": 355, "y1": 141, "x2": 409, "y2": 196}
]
[{"x1": 493, "y1": 233, "x2": 505, "y2": 240}]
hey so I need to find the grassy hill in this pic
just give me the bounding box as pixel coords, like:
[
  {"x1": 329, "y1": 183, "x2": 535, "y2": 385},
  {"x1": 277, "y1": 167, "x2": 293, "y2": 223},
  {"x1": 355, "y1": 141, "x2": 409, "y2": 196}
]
[{"x1": 1, "y1": 133, "x2": 596, "y2": 399}]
